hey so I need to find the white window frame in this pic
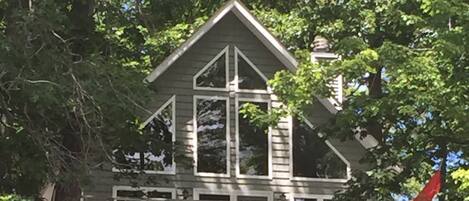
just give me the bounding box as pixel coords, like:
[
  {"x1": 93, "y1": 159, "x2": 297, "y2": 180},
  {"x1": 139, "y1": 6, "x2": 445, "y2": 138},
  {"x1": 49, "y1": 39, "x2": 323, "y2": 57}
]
[
  {"x1": 193, "y1": 188, "x2": 273, "y2": 201},
  {"x1": 193, "y1": 45, "x2": 230, "y2": 91},
  {"x1": 289, "y1": 116, "x2": 351, "y2": 183},
  {"x1": 193, "y1": 95, "x2": 231, "y2": 177},
  {"x1": 235, "y1": 96, "x2": 273, "y2": 179},
  {"x1": 289, "y1": 193, "x2": 333, "y2": 201},
  {"x1": 234, "y1": 46, "x2": 271, "y2": 94},
  {"x1": 112, "y1": 95, "x2": 176, "y2": 175},
  {"x1": 112, "y1": 186, "x2": 176, "y2": 201}
]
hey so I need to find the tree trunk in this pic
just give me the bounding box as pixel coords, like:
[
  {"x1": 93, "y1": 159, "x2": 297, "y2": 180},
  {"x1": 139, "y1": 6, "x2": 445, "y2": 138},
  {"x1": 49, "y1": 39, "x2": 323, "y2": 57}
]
[
  {"x1": 367, "y1": 67, "x2": 384, "y2": 143},
  {"x1": 53, "y1": 1, "x2": 95, "y2": 200},
  {"x1": 439, "y1": 142, "x2": 448, "y2": 201}
]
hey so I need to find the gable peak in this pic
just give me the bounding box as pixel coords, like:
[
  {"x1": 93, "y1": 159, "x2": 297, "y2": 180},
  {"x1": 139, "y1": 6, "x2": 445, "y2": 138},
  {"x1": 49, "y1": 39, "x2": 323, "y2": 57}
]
[{"x1": 144, "y1": 0, "x2": 297, "y2": 83}]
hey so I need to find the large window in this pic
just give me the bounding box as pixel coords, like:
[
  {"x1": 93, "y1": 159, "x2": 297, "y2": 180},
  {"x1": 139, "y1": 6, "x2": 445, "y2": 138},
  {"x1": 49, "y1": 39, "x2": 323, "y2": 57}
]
[
  {"x1": 112, "y1": 186, "x2": 176, "y2": 201},
  {"x1": 291, "y1": 117, "x2": 349, "y2": 181},
  {"x1": 194, "y1": 96, "x2": 230, "y2": 176},
  {"x1": 192, "y1": 46, "x2": 274, "y2": 179},
  {"x1": 113, "y1": 96, "x2": 176, "y2": 174},
  {"x1": 236, "y1": 99, "x2": 271, "y2": 178}
]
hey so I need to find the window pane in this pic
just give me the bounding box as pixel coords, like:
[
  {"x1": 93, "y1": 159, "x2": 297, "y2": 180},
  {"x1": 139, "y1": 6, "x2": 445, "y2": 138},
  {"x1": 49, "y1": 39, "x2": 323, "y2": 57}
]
[
  {"x1": 114, "y1": 150, "x2": 139, "y2": 170},
  {"x1": 114, "y1": 101, "x2": 175, "y2": 172},
  {"x1": 147, "y1": 190, "x2": 172, "y2": 199},
  {"x1": 237, "y1": 196, "x2": 268, "y2": 201},
  {"x1": 116, "y1": 189, "x2": 172, "y2": 201},
  {"x1": 237, "y1": 54, "x2": 267, "y2": 90},
  {"x1": 117, "y1": 190, "x2": 145, "y2": 198},
  {"x1": 294, "y1": 198, "x2": 318, "y2": 201},
  {"x1": 141, "y1": 102, "x2": 175, "y2": 171},
  {"x1": 196, "y1": 98, "x2": 228, "y2": 174},
  {"x1": 196, "y1": 52, "x2": 226, "y2": 88},
  {"x1": 199, "y1": 194, "x2": 230, "y2": 201},
  {"x1": 238, "y1": 101, "x2": 269, "y2": 176},
  {"x1": 292, "y1": 118, "x2": 347, "y2": 179}
]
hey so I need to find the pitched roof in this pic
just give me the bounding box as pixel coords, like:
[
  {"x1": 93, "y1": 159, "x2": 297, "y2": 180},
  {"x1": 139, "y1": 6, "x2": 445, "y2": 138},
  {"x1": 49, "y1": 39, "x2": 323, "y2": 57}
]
[
  {"x1": 144, "y1": 0, "x2": 297, "y2": 83},
  {"x1": 144, "y1": 0, "x2": 379, "y2": 149}
]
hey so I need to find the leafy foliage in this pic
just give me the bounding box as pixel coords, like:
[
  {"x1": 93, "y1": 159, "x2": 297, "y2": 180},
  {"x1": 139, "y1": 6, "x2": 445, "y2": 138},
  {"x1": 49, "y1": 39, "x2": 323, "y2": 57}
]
[
  {"x1": 254, "y1": 0, "x2": 469, "y2": 200},
  {"x1": 1, "y1": 0, "x2": 468, "y2": 200}
]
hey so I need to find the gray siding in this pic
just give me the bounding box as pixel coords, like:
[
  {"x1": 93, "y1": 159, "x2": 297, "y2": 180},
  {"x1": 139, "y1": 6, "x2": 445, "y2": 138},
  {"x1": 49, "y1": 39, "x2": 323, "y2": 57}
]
[{"x1": 84, "y1": 11, "x2": 366, "y2": 201}]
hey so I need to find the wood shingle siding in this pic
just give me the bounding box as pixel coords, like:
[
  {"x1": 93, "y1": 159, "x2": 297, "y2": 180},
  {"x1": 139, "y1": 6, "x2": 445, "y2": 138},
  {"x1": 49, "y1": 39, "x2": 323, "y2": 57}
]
[{"x1": 83, "y1": 7, "x2": 368, "y2": 201}]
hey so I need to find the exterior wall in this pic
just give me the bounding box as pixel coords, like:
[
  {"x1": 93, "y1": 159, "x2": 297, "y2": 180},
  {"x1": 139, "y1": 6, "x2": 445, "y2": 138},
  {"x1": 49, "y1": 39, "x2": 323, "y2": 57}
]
[{"x1": 83, "y1": 11, "x2": 367, "y2": 201}]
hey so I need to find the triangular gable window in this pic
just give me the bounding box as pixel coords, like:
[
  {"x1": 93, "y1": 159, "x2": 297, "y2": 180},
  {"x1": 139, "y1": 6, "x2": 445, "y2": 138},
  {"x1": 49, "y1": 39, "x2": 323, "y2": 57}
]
[
  {"x1": 194, "y1": 46, "x2": 229, "y2": 90},
  {"x1": 235, "y1": 47, "x2": 268, "y2": 92},
  {"x1": 292, "y1": 117, "x2": 349, "y2": 180},
  {"x1": 113, "y1": 96, "x2": 176, "y2": 174}
]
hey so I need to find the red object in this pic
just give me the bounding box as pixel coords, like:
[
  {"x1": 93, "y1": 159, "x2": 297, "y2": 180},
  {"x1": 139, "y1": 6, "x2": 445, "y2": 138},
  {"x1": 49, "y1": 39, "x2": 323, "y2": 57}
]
[{"x1": 413, "y1": 170, "x2": 441, "y2": 201}]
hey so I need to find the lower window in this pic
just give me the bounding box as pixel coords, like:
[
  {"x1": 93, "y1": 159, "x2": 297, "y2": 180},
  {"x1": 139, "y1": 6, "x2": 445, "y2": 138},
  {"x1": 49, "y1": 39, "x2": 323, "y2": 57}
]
[
  {"x1": 292, "y1": 196, "x2": 332, "y2": 201},
  {"x1": 237, "y1": 100, "x2": 270, "y2": 177},
  {"x1": 291, "y1": 117, "x2": 348, "y2": 180},
  {"x1": 238, "y1": 195, "x2": 268, "y2": 201},
  {"x1": 112, "y1": 186, "x2": 175, "y2": 201},
  {"x1": 194, "y1": 96, "x2": 229, "y2": 175},
  {"x1": 199, "y1": 194, "x2": 231, "y2": 201},
  {"x1": 193, "y1": 189, "x2": 273, "y2": 201},
  {"x1": 113, "y1": 96, "x2": 176, "y2": 174}
]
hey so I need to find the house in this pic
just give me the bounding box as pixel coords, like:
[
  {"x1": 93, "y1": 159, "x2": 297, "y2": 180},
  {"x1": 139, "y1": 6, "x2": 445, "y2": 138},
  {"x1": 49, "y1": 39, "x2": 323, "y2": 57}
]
[{"x1": 83, "y1": 0, "x2": 376, "y2": 200}]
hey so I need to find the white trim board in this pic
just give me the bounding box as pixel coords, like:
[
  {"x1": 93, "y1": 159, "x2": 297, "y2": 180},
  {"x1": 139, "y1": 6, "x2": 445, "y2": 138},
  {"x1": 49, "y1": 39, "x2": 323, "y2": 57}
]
[
  {"x1": 289, "y1": 193, "x2": 333, "y2": 201},
  {"x1": 145, "y1": 0, "x2": 297, "y2": 83},
  {"x1": 193, "y1": 95, "x2": 231, "y2": 177},
  {"x1": 289, "y1": 116, "x2": 351, "y2": 183},
  {"x1": 235, "y1": 96, "x2": 273, "y2": 179},
  {"x1": 193, "y1": 188, "x2": 274, "y2": 201},
  {"x1": 143, "y1": 0, "x2": 340, "y2": 118},
  {"x1": 112, "y1": 186, "x2": 176, "y2": 201},
  {"x1": 193, "y1": 45, "x2": 230, "y2": 91},
  {"x1": 112, "y1": 95, "x2": 177, "y2": 175},
  {"x1": 144, "y1": 0, "x2": 378, "y2": 149}
]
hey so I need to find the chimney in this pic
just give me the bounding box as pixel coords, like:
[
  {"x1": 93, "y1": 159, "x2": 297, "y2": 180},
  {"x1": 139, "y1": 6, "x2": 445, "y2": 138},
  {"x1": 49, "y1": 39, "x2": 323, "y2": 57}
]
[{"x1": 311, "y1": 36, "x2": 343, "y2": 105}]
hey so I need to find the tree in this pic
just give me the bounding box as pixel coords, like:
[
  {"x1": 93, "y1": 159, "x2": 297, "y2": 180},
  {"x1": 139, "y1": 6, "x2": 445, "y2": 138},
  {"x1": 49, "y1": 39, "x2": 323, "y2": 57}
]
[
  {"x1": 255, "y1": 0, "x2": 469, "y2": 200},
  {"x1": 1, "y1": 0, "x2": 467, "y2": 200},
  {"x1": 0, "y1": 0, "x2": 152, "y2": 200}
]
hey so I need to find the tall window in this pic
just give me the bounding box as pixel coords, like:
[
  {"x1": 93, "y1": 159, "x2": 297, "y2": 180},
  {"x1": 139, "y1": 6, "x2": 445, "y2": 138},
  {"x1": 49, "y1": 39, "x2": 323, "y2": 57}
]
[
  {"x1": 194, "y1": 96, "x2": 229, "y2": 175},
  {"x1": 236, "y1": 100, "x2": 271, "y2": 178},
  {"x1": 114, "y1": 96, "x2": 176, "y2": 174},
  {"x1": 192, "y1": 46, "x2": 272, "y2": 178},
  {"x1": 291, "y1": 117, "x2": 349, "y2": 180}
]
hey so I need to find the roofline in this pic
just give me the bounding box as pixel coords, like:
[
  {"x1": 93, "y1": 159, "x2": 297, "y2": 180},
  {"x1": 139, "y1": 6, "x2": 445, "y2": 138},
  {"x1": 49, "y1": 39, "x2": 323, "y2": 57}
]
[
  {"x1": 144, "y1": 0, "x2": 378, "y2": 149},
  {"x1": 144, "y1": 0, "x2": 297, "y2": 83}
]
